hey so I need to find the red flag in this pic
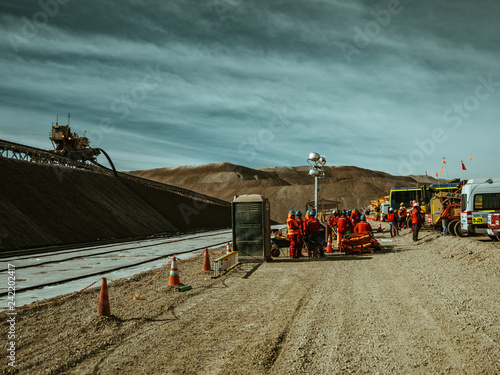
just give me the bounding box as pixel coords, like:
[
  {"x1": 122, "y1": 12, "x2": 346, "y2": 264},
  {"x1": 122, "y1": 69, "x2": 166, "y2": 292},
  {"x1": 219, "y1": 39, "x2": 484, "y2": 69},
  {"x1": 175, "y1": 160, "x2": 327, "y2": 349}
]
[
  {"x1": 424, "y1": 171, "x2": 427, "y2": 176},
  {"x1": 435, "y1": 171, "x2": 438, "y2": 178},
  {"x1": 442, "y1": 157, "x2": 447, "y2": 164},
  {"x1": 469, "y1": 154, "x2": 472, "y2": 161},
  {"x1": 440, "y1": 167, "x2": 444, "y2": 173},
  {"x1": 462, "y1": 161, "x2": 467, "y2": 170}
]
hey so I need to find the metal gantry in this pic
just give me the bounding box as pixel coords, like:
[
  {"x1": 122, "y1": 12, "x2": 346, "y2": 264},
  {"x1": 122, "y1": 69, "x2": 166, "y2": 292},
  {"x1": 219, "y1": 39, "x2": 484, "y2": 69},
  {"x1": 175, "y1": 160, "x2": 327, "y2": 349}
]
[{"x1": 0, "y1": 139, "x2": 102, "y2": 172}]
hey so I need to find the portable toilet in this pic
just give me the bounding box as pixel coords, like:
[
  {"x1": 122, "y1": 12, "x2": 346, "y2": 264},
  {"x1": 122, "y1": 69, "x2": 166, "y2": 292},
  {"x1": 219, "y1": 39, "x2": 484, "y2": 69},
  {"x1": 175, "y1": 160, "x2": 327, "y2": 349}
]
[{"x1": 232, "y1": 194, "x2": 271, "y2": 260}]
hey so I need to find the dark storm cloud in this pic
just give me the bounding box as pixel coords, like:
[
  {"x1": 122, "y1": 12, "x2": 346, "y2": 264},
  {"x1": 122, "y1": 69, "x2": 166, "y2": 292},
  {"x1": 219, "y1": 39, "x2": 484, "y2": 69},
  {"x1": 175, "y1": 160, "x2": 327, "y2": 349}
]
[{"x1": 0, "y1": 0, "x2": 499, "y2": 177}]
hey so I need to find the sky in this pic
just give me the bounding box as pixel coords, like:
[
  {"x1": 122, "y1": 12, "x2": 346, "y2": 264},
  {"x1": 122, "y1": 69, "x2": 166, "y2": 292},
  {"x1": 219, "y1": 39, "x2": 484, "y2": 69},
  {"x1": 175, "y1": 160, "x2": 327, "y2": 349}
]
[{"x1": 0, "y1": 0, "x2": 499, "y2": 178}]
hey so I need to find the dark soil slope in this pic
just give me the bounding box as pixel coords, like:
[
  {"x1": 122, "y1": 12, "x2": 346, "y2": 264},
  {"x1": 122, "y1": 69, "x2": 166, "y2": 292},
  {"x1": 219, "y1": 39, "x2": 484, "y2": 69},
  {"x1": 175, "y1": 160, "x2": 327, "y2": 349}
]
[{"x1": 0, "y1": 158, "x2": 230, "y2": 251}]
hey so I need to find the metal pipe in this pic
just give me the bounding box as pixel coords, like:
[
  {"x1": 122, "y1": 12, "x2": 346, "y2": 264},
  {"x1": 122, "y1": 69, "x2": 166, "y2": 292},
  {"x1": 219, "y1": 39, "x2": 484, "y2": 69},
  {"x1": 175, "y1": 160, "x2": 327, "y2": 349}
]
[{"x1": 315, "y1": 176, "x2": 318, "y2": 214}]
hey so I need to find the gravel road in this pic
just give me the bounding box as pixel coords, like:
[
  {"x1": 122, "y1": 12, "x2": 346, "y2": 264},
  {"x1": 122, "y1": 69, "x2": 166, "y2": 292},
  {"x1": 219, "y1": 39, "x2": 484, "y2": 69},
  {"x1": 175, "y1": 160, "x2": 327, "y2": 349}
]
[{"x1": 2, "y1": 224, "x2": 499, "y2": 374}]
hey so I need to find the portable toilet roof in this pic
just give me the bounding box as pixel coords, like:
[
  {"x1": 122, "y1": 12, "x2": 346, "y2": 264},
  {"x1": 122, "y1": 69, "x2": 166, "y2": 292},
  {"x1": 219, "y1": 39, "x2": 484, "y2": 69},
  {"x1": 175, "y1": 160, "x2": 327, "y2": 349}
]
[{"x1": 233, "y1": 194, "x2": 268, "y2": 202}]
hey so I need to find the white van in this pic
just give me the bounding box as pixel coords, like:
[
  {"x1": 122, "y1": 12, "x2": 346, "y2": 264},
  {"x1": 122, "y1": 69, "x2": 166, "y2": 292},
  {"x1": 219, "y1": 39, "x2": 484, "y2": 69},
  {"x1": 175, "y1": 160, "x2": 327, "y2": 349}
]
[{"x1": 460, "y1": 178, "x2": 500, "y2": 237}]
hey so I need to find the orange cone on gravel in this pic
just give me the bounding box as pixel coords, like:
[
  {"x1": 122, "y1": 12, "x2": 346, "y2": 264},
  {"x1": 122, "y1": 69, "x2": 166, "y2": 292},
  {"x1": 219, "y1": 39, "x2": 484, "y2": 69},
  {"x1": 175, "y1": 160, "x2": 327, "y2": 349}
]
[
  {"x1": 377, "y1": 222, "x2": 383, "y2": 232},
  {"x1": 326, "y1": 236, "x2": 333, "y2": 253},
  {"x1": 202, "y1": 248, "x2": 211, "y2": 271},
  {"x1": 226, "y1": 242, "x2": 231, "y2": 254},
  {"x1": 97, "y1": 278, "x2": 110, "y2": 317},
  {"x1": 169, "y1": 257, "x2": 180, "y2": 286}
]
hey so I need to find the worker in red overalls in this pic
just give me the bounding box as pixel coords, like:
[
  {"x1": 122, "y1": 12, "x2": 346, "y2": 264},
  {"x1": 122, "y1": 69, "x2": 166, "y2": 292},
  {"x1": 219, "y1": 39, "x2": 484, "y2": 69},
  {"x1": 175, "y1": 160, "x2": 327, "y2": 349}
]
[
  {"x1": 287, "y1": 211, "x2": 300, "y2": 258},
  {"x1": 346, "y1": 211, "x2": 354, "y2": 234},
  {"x1": 398, "y1": 203, "x2": 407, "y2": 230},
  {"x1": 331, "y1": 211, "x2": 339, "y2": 240},
  {"x1": 411, "y1": 203, "x2": 423, "y2": 241},
  {"x1": 354, "y1": 215, "x2": 372, "y2": 234},
  {"x1": 336, "y1": 211, "x2": 350, "y2": 248},
  {"x1": 350, "y1": 209, "x2": 361, "y2": 227},
  {"x1": 305, "y1": 210, "x2": 323, "y2": 257},
  {"x1": 295, "y1": 210, "x2": 304, "y2": 257},
  {"x1": 386, "y1": 208, "x2": 399, "y2": 237},
  {"x1": 327, "y1": 213, "x2": 333, "y2": 240}
]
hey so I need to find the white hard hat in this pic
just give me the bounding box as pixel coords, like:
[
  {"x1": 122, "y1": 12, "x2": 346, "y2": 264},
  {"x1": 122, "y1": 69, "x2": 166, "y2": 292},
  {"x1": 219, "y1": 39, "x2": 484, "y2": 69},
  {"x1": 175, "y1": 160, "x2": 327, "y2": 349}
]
[
  {"x1": 389, "y1": 208, "x2": 394, "y2": 211},
  {"x1": 414, "y1": 203, "x2": 419, "y2": 206}
]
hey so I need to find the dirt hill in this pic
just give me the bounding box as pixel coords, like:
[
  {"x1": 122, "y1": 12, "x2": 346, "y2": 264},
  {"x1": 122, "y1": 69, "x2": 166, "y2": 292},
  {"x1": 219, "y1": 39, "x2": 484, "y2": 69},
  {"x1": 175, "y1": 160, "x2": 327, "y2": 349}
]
[
  {"x1": 130, "y1": 163, "x2": 442, "y2": 223},
  {"x1": 1, "y1": 157, "x2": 445, "y2": 251},
  {"x1": 0, "y1": 158, "x2": 230, "y2": 251}
]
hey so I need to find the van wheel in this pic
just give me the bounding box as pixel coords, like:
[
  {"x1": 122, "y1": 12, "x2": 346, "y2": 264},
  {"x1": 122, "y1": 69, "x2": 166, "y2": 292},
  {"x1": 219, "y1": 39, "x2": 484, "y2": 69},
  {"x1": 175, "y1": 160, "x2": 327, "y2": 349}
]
[
  {"x1": 488, "y1": 235, "x2": 498, "y2": 242},
  {"x1": 455, "y1": 221, "x2": 467, "y2": 237},
  {"x1": 448, "y1": 220, "x2": 458, "y2": 236}
]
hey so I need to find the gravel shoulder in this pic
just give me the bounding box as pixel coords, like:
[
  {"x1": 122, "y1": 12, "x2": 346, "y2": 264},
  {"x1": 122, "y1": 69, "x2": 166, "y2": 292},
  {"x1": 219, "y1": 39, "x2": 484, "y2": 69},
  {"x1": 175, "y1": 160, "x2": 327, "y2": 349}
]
[{"x1": 2, "y1": 224, "x2": 499, "y2": 374}]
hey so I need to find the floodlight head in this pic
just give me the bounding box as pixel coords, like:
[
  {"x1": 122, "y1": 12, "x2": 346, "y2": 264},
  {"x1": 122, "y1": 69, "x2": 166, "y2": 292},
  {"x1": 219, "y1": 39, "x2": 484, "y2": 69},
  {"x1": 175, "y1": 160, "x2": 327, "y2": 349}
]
[
  {"x1": 308, "y1": 152, "x2": 320, "y2": 162},
  {"x1": 486, "y1": 178, "x2": 493, "y2": 184},
  {"x1": 309, "y1": 168, "x2": 320, "y2": 177},
  {"x1": 318, "y1": 155, "x2": 326, "y2": 166}
]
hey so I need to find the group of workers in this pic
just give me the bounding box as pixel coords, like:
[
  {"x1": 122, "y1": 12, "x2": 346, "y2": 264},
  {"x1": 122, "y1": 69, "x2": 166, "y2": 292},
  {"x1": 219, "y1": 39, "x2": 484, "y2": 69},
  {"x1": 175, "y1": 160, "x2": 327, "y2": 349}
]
[
  {"x1": 285, "y1": 201, "x2": 425, "y2": 258},
  {"x1": 327, "y1": 209, "x2": 373, "y2": 245},
  {"x1": 286, "y1": 208, "x2": 375, "y2": 258},
  {"x1": 286, "y1": 209, "x2": 323, "y2": 258},
  {"x1": 385, "y1": 201, "x2": 424, "y2": 241}
]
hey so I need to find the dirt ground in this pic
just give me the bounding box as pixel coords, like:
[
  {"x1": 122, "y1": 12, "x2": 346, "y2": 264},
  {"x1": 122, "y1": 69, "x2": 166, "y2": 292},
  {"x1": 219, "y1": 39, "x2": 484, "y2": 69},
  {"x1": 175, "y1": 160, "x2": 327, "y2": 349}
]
[{"x1": 2, "y1": 223, "x2": 499, "y2": 374}]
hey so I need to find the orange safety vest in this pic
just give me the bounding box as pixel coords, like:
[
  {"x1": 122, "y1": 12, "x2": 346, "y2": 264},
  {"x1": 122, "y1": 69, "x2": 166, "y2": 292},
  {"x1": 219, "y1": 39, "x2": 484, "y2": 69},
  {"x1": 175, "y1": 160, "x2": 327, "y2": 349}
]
[
  {"x1": 411, "y1": 208, "x2": 422, "y2": 224},
  {"x1": 354, "y1": 222, "x2": 372, "y2": 233},
  {"x1": 399, "y1": 208, "x2": 407, "y2": 217},
  {"x1": 295, "y1": 217, "x2": 304, "y2": 235},
  {"x1": 287, "y1": 215, "x2": 299, "y2": 235},
  {"x1": 386, "y1": 212, "x2": 397, "y2": 223}
]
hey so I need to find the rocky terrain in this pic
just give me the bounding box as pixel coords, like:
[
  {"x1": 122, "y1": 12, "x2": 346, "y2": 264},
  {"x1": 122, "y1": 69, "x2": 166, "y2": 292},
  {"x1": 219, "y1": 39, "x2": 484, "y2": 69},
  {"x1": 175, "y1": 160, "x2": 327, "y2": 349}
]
[
  {"x1": 2, "y1": 224, "x2": 499, "y2": 374},
  {"x1": 130, "y1": 163, "x2": 442, "y2": 222}
]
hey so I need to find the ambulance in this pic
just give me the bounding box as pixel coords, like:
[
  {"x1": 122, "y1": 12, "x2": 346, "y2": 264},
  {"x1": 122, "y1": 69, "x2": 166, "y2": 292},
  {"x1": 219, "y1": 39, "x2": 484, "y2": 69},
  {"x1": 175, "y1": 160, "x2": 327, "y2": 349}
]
[{"x1": 460, "y1": 178, "x2": 500, "y2": 238}]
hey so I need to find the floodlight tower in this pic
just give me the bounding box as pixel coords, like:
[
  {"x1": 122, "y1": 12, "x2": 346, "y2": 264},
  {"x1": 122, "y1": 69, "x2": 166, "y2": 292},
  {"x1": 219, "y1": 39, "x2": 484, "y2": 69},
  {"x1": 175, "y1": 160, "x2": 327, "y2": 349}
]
[{"x1": 307, "y1": 152, "x2": 326, "y2": 214}]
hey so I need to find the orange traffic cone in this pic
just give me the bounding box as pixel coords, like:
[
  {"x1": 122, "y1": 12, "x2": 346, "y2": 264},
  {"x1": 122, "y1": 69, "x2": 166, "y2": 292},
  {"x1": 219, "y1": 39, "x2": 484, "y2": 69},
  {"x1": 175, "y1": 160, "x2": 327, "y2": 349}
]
[
  {"x1": 377, "y1": 222, "x2": 383, "y2": 232},
  {"x1": 97, "y1": 278, "x2": 110, "y2": 316},
  {"x1": 326, "y1": 235, "x2": 333, "y2": 253},
  {"x1": 226, "y1": 242, "x2": 232, "y2": 254},
  {"x1": 202, "y1": 248, "x2": 211, "y2": 271},
  {"x1": 169, "y1": 257, "x2": 180, "y2": 286}
]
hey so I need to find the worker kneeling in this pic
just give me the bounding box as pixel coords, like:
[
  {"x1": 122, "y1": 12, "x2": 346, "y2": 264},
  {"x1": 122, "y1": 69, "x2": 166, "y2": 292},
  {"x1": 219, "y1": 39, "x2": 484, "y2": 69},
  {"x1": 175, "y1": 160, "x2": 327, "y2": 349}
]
[
  {"x1": 304, "y1": 211, "x2": 324, "y2": 258},
  {"x1": 353, "y1": 215, "x2": 372, "y2": 234}
]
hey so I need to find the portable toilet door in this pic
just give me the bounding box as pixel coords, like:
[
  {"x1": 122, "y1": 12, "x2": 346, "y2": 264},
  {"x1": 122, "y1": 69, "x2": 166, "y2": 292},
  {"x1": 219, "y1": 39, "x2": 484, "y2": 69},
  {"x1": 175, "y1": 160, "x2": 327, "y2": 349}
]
[{"x1": 232, "y1": 194, "x2": 271, "y2": 260}]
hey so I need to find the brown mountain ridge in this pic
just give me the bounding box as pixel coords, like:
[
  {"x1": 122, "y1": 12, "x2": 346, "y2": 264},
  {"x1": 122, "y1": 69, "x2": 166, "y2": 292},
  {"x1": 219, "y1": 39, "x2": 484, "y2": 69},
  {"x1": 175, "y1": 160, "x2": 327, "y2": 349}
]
[{"x1": 130, "y1": 163, "x2": 441, "y2": 223}]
